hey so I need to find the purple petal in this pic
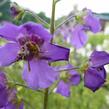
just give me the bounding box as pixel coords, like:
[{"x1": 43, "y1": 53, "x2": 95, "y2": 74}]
[
  {"x1": 90, "y1": 50, "x2": 109, "y2": 67},
  {"x1": 0, "y1": 88, "x2": 8, "y2": 108},
  {"x1": 3, "y1": 103, "x2": 16, "y2": 109},
  {"x1": 20, "y1": 22, "x2": 52, "y2": 42},
  {"x1": 64, "y1": 64, "x2": 80, "y2": 85},
  {"x1": 2, "y1": 102, "x2": 24, "y2": 109},
  {"x1": 0, "y1": 43, "x2": 19, "y2": 66},
  {"x1": 56, "y1": 80, "x2": 70, "y2": 97},
  {"x1": 70, "y1": 25, "x2": 88, "y2": 48},
  {"x1": 41, "y1": 43, "x2": 70, "y2": 62},
  {"x1": 54, "y1": 64, "x2": 80, "y2": 85},
  {"x1": 84, "y1": 67, "x2": 106, "y2": 92},
  {"x1": 0, "y1": 72, "x2": 7, "y2": 89},
  {"x1": 0, "y1": 23, "x2": 20, "y2": 41},
  {"x1": 69, "y1": 73, "x2": 80, "y2": 86},
  {"x1": 84, "y1": 9, "x2": 101, "y2": 33},
  {"x1": 19, "y1": 102, "x2": 24, "y2": 109},
  {"x1": 22, "y1": 59, "x2": 58, "y2": 90}
]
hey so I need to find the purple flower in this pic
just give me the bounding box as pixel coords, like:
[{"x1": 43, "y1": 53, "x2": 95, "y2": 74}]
[
  {"x1": 0, "y1": 22, "x2": 69, "y2": 90},
  {"x1": 56, "y1": 80, "x2": 70, "y2": 97},
  {"x1": 71, "y1": 9, "x2": 101, "y2": 48},
  {"x1": 83, "y1": 9, "x2": 101, "y2": 33},
  {"x1": 56, "y1": 64, "x2": 80, "y2": 97},
  {"x1": 84, "y1": 67, "x2": 106, "y2": 92},
  {"x1": 70, "y1": 24, "x2": 88, "y2": 48},
  {"x1": 84, "y1": 50, "x2": 109, "y2": 92},
  {"x1": 0, "y1": 72, "x2": 24, "y2": 109},
  {"x1": 56, "y1": 9, "x2": 101, "y2": 49}
]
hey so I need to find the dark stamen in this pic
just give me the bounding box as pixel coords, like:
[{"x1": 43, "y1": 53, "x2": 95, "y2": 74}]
[{"x1": 28, "y1": 61, "x2": 31, "y2": 72}]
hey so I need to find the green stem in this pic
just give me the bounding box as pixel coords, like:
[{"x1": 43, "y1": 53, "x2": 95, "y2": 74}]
[
  {"x1": 8, "y1": 81, "x2": 42, "y2": 93},
  {"x1": 50, "y1": 0, "x2": 56, "y2": 35},
  {"x1": 43, "y1": 88, "x2": 49, "y2": 109},
  {"x1": 43, "y1": 0, "x2": 56, "y2": 109},
  {"x1": 24, "y1": 10, "x2": 50, "y2": 28},
  {"x1": 56, "y1": 14, "x2": 75, "y2": 30}
]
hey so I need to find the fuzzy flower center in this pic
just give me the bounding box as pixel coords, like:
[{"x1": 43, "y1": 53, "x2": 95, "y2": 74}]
[
  {"x1": 17, "y1": 35, "x2": 44, "y2": 61},
  {"x1": 18, "y1": 41, "x2": 40, "y2": 60}
]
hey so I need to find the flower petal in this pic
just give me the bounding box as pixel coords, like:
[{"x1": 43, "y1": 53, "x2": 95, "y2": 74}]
[
  {"x1": 22, "y1": 59, "x2": 58, "y2": 90},
  {"x1": 0, "y1": 43, "x2": 19, "y2": 66},
  {"x1": 20, "y1": 22, "x2": 52, "y2": 42},
  {"x1": 90, "y1": 50, "x2": 109, "y2": 67},
  {"x1": 0, "y1": 88, "x2": 8, "y2": 108},
  {"x1": 56, "y1": 80, "x2": 70, "y2": 97},
  {"x1": 70, "y1": 25, "x2": 88, "y2": 48},
  {"x1": 84, "y1": 67, "x2": 106, "y2": 92},
  {"x1": 3, "y1": 102, "x2": 23, "y2": 109},
  {"x1": 41, "y1": 43, "x2": 70, "y2": 62},
  {"x1": 84, "y1": 9, "x2": 101, "y2": 33},
  {"x1": 0, "y1": 23, "x2": 20, "y2": 41},
  {"x1": 54, "y1": 64, "x2": 80, "y2": 85},
  {"x1": 69, "y1": 72, "x2": 80, "y2": 86},
  {"x1": 64, "y1": 64, "x2": 81, "y2": 85},
  {"x1": 0, "y1": 72, "x2": 7, "y2": 89}
]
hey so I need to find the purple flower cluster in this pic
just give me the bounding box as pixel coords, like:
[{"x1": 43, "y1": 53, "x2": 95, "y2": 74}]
[
  {"x1": 0, "y1": 9, "x2": 106, "y2": 98},
  {"x1": 56, "y1": 9, "x2": 101, "y2": 48},
  {"x1": 84, "y1": 50, "x2": 109, "y2": 92},
  {"x1": 0, "y1": 22, "x2": 70, "y2": 90},
  {"x1": 0, "y1": 72, "x2": 23, "y2": 109}
]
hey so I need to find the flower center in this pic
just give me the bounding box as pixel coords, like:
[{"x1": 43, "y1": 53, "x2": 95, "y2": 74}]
[
  {"x1": 18, "y1": 41, "x2": 40, "y2": 60},
  {"x1": 60, "y1": 71, "x2": 72, "y2": 83}
]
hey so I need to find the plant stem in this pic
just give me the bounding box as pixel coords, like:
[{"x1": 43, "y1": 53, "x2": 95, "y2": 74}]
[
  {"x1": 55, "y1": 14, "x2": 75, "y2": 30},
  {"x1": 56, "y1": 67, "x2": 80, "y2": 72},
  {"x1": 24, "y1": 10, "x2": 50, "y2": 28},
  {"x1": 50, "y1": 0, "x2": 56, "y2": 40},
  {"x1": 43, "y1": 88, "x2": 49, "y2": 109},
  {"x1": 43, "y1": 0, "x2": 56, "y2": 109}
]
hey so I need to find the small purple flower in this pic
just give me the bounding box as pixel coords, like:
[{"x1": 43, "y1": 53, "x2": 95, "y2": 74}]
[
  {"x1": 84, "y1": 50, "x2": 109, "y2": 92},
  {"x1": 70, "y1": 24, "x2": 88, "y2": 48},
  {"x1": 10, "y1": 3, "x2": 22, "y2": 18},
  {"x1": 71, "y1": 9, "x2": 101, "y2": 48},
  {"x1": 0, "y1": 72, "x2": 24, "y2": 109},
  {"x1": 0, "y1": 22, "x2": 70, "y2": 90},
  {"x1": 56, "y1": 64, "x2": 80, "y2": 97},
  {"x1": 56, "y1": 80, "x2": 70, "y2": 97},
  {"x1": 83, "y1": 9, "x2": 101, "y2": 33}
]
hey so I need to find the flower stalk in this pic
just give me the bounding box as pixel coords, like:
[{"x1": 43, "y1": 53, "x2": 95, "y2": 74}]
[
  {"x1": 50, "y1": 0, "x2": 56, "y2": 36},
  {"x1": 43, "y1": 0, "x2": 56, "y2": 109},
  {"x1": 43, "y1": 88, "x2": 49, "y2": 109}
]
